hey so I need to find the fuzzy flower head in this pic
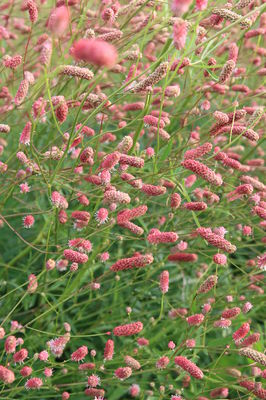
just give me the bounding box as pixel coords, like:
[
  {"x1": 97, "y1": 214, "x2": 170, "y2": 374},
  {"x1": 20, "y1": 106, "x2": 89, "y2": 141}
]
[
  {"x1": 47, "y1": 335, "x2": 69, "y2": 358},
  {"x1": 129, "y1": 384, "x2": 140, "y2": 397},
  {"x1": 20, "y1": 182, "x2": 30, "y2": 194},
  {"x1": 168, "y1": 341, "x2": 176, "y2": 350}
]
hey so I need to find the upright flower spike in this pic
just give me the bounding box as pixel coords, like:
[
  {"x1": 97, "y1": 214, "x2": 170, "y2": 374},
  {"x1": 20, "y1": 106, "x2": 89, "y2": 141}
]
[
  {"x1": 71, "y1": 346, "x2": 88, "y2": 362},
  {"x1": 40, "y1": 39, "x2": 52, "y2": 66},
  {"x1": 241, "y1": 332, "x2": 260, "y2": 347},
  {"x1": 160, "y1": 270, "x2": 169, "y2": 293},
  {"x1": 68, "y1": 238, "x2": 92, "y2": 253},
  {"x1": 210, "y1": 388, "x2": 229, "y2": 398},
  {"x1": 156, "y1": 356, "x2": 170, "y2": 369},
  {"x1": 52, "y1": 96, "x2": 68, "y2": 123},
  {"x1": 48, "y1": 6, "x2": 70, "y2": 36},
  {"x1": 104, "y1": 339, "x2": 114, "y2": 361}
]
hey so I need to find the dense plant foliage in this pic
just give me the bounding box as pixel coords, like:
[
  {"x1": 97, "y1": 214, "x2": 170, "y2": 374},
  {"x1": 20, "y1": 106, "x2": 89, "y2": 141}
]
[{"x1": 0, "y1": 0, "x2": 265, "y2": 399}]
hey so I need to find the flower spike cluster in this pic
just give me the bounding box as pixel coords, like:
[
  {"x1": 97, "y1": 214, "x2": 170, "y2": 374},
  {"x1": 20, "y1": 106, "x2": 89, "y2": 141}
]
[{"x1": 0, "y1": 0, "x2": 264, "y2": 398}]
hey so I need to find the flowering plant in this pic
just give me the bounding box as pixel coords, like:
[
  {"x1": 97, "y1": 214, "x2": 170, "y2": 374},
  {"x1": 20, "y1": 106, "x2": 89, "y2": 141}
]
[{"x1": 0, "y1": 0, "x2": 265, "y2": 398}]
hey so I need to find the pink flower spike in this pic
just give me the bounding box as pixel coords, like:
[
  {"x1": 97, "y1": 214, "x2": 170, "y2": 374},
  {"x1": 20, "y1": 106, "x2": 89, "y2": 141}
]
[
  {"x1": 160, "y1": 270, "x2": 169, "y2": 294},
  {"x1": 115, "y1": 367, "x2": 132, "y2": 380},
  {"x1": 156, "y1": 356, "x2": 169, "y2": 369},
  {"x1": 113, "y1": 322, "x2": 143, "y2": 336},
  {"x1": 233, "y1": 322, "x2": 250, "y2": 343},
  {"x1": 25, "y1": 377, "x2": 43, "y2": 390},
  {"x1": 95, "y1": 208, "x2": 109, "y2": 224},
  {"x1": 19, "y1": 121, "x2": 31, "y2": 145},
  {"x1": 23, "y1": 215, "x2": 34, "y2": 228},
  {"x1": 174, "y1": 356, "x2": 204, "y2": 379},
  {"x1": 0, "y1": 366, "x2": 15, "y2": 384},
  {"x1": 48, "y1": 6, "x2": 70, "y2": 37},
  {"x1": 186, "y1": 313, "x2": 204, "y2": 326},
  {"x1": 71, "y1": 346, "x2": 88, "y2": 362},
  {"x1": 168, "y1": 341, "x2": 176, "y2": 350}
]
